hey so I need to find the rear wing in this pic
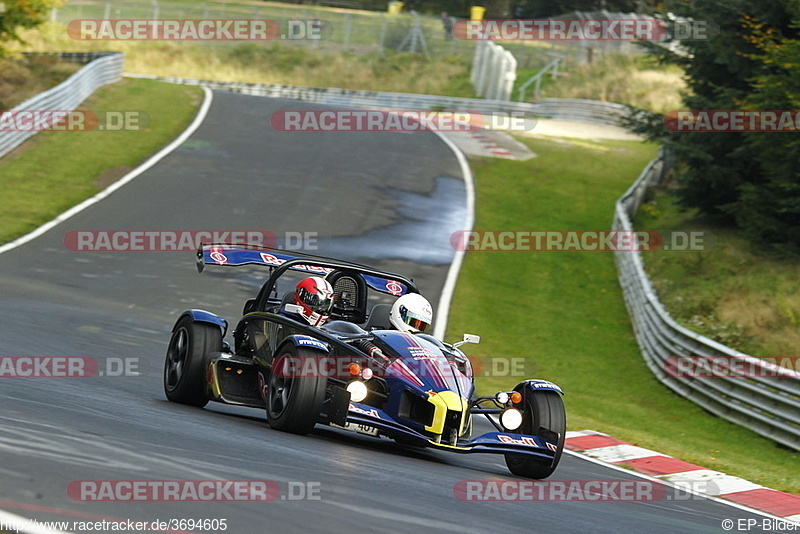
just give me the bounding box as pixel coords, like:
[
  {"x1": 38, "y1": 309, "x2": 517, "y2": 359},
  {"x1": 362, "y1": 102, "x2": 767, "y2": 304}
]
[{"x1": 196, "y1": 243, "x2": 417, "y2": 297}]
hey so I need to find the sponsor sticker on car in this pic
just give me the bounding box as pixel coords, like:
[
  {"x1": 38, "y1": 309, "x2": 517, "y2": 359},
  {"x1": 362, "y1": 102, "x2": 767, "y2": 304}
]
[
  {"x1": 297, "y1": 338, "x2": 329, "y2": 351},
  {"x1": 348, "y1": 403, "x2": 380, "y2": 418}
]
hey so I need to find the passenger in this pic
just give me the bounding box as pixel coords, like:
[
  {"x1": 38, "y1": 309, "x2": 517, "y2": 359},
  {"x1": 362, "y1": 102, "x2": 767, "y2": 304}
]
[{"x1": 283, "y1": 276, "x2": 334, "y2": 327}]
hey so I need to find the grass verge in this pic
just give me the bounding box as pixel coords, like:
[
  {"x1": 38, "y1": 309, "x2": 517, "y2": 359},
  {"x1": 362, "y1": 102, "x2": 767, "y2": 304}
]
[
  {"x1": 445, "y1": 135, "x2": 799, "y2": 494},
  {"x1": 635, "y1": 190, "x2": 800, "y2": 359},
  {"x1": 0, "y1": 78, "x2": 203, "y2": 244},
  {"x1": 537, "y1": 53, "x2": 686, "y2": 113},
  {"x1": 0, "y1": 54, "x2": 80, "y2": 109},
  {"x1": 16, "y1": 26, "x2": 476, "y2": 97}
]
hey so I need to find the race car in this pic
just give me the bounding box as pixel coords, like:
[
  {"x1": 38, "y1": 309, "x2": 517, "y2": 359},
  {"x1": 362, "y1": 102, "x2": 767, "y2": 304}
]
[{"x1": 164, "y1": 244, "x2": 566, "y2": 479}]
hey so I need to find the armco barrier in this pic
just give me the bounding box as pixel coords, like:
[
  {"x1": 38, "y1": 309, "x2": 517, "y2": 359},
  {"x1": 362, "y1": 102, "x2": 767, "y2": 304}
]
[
  {"x1": 126, "y1": 75, "x2": 630, "y2": 127},
  {"x1": 0, "y1": 52, "x2": 124, "y2": 158},
  {"x1": 614, "y1": 149, "x2": 800, "y2": 451}
]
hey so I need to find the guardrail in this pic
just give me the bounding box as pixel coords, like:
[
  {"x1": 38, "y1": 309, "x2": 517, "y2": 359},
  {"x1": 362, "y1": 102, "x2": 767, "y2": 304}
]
[
  {"x1": 127, "y1": 75, "x2": 629, "y2": 127},
  {"x1": 532, "y1": 98, "x2": 630, "y2": 125},
  {"x1": 614, "y1": 149, "x2": 800, "y2": 452},
  {"x1": 0, "y1": 52, "x2": 124, "y2": 158}
]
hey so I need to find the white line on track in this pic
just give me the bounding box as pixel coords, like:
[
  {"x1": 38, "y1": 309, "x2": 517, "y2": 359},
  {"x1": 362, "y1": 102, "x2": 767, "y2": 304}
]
[
  {"x1": 430, "y1": 131, "x2": 474, "y2": 340},
  {"x1": 0, "y1": 84, "x2": 213, "y2": 534},
  {"x1": 0, "y1": 86, "x2": 214, "y2": 256}
]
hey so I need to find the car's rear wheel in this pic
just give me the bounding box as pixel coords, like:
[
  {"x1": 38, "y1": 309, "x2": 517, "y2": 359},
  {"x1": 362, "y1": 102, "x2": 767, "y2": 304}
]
[
  {"x1": 504, "y1": 390, "x2": 566, "y2": 479},
  {"x1": 266, "y1": 345, "x2": 327, "y2": 435},
  {"x1": 164, "y1": 316, "x2": 221, "y2": 407}
]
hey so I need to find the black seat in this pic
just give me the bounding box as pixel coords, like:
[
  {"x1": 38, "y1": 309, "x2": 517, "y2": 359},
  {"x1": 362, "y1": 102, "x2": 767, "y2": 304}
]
[
  {"x1": 327, "y1": 270, "x2": 368, "y2": 324},
  {"x1": 364, "y1": 303, "x2": 392, "y2": 331}
]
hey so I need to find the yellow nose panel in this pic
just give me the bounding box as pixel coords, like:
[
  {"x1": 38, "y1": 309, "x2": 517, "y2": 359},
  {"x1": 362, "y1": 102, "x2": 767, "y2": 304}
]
[{"x1": 424, "y1": 390, "x2": 469, "y2": 435}]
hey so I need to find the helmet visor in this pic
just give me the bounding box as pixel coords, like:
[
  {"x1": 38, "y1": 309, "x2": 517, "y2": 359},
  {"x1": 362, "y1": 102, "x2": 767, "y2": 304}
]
[
  {"x1": 299, "y1": 288, "x2": 333, "y2": 314},
  {"x1": 400, "y1": 307, "x2": 431, "y2": 333}
]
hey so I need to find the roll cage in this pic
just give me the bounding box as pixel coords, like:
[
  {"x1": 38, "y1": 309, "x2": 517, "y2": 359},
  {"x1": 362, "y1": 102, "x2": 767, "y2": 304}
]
[{"x1": 195, "y1": 244, "x2": 421, "y2": 323}]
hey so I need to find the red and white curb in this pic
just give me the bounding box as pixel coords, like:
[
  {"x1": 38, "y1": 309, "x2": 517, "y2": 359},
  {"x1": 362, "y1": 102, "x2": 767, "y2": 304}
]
[
  {"x1": 440, "y1": 129, "x2": 534, "y2": 161},
  {"x1": 468, "y1": 131, "x2": 515, "y2": 159},
  {"x1": 565, "y1": 430, "x2": 800, "y2": 522}
]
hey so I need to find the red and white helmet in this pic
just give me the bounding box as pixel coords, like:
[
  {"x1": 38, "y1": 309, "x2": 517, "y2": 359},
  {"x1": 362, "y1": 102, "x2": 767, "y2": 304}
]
[
  {"x1": 294, "y1": 276, "x2": 334, "y2": 326},
  {"x1": 390, "y1": 293, "x2": 433, "y2": 333}
]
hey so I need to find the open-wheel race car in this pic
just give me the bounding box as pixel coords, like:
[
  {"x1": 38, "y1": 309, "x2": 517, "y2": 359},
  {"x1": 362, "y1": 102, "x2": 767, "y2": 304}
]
[{"x1": 164, "y1": 244, "x2": 566, "y2": 479}]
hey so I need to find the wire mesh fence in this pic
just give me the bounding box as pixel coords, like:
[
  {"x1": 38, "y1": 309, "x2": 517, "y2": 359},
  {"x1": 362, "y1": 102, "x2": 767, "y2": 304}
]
[{"x1": 51, "y1": 0, "x2": 483, "y2": 58}]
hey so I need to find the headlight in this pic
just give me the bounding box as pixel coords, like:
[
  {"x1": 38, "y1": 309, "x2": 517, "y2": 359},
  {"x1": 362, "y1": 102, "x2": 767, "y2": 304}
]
[
  {"x1": 500, "y1": 408, "x2": 523, "y2": 430},
  {"x1": 346, "y1": 380, "x2": 368, "y2": 403},
  {"x1": 495, "y1": 391, "x2": 523, "y2": 405}
]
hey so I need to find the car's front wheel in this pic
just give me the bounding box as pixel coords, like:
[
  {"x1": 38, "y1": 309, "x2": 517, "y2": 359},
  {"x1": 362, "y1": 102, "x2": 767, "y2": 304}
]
[
  {"x1": 266, "y1": 345, "x2": 327, "y2": 435},
  {"x1": 164, "y1": 316, "x2": 221, "y2": 407},
  {"x1": 504, "y1": 390, "x2": 566, "y2": 479}
]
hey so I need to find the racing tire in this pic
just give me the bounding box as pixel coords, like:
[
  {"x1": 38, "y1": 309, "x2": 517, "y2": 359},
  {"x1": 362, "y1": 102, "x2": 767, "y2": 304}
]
[
  {"x1": 164, "y1": 316, "x2": 222, "y2": 407},
  {"x1": 504, "y1": 390, "x2": 566, "y2": 479},
  {"x1": 266, "y1": 345, "x2": 327, "y2": 435}
]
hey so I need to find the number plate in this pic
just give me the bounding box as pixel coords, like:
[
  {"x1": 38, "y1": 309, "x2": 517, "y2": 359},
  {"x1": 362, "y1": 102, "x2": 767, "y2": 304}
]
[{"x1": 333, "y1": 421, "x2": 379, "y2": 436}]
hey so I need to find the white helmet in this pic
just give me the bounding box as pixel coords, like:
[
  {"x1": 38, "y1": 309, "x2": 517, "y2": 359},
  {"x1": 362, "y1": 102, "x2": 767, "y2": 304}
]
[{"x1": 390, "y1": 293, "x2": 433, "y2": 333}]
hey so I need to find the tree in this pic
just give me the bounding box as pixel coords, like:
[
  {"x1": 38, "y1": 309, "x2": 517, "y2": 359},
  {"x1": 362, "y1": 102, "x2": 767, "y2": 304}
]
[
  {"x1": 734, "y1": 7, "x2": 800, "y2": 255},
  {"x1": 631, "y1": 0, "x2": 800, "y2": 255},
  {"x1": 0, "y1": 0, "x2": 61, "y2": 55}
]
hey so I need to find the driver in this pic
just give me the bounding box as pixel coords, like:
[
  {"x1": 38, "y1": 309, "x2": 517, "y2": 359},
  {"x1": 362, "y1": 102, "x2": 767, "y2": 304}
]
[
  {"x1": 389, "y1": 293, "x2": 433, "y2": 333},
  {"x1": 283, "y1": 276, "x2": 334, "y2": 327}
]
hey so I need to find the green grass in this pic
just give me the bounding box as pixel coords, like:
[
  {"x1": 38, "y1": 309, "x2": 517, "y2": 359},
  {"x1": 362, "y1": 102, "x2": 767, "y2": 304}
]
[
  {"x1": 538, "y1": 53, "x2": 686, "y2": 113},
  {"x1": 445, "y1": 135, "x2": 799, "y2": 494},
  {"x1": 635, "y1": 191, "x2": 800, "y2": 359},
  {"x1": 0, "y1": 78, "x2": 203, "y2": 244}
]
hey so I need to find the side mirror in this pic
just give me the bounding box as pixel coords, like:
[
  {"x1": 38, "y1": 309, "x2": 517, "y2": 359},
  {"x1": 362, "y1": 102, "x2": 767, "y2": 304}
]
[{"x1": 453, "y1": 333, "x2": 480, "y2": 348}]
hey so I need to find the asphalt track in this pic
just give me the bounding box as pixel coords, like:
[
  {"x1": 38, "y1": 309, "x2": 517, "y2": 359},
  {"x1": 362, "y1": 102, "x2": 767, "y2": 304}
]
[{"x1": 0, "y1": 90, "x2": 774, "y2": 533}]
